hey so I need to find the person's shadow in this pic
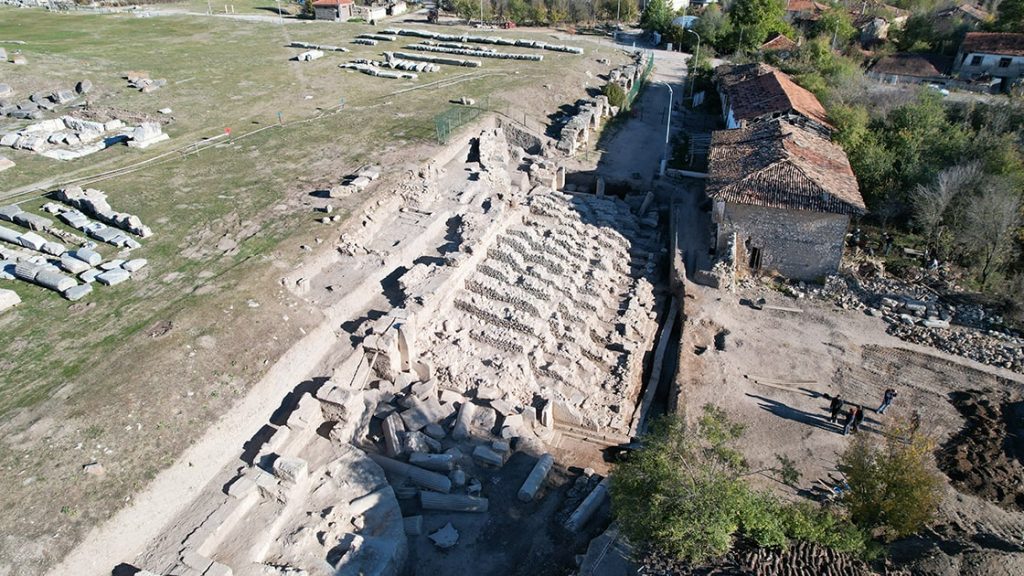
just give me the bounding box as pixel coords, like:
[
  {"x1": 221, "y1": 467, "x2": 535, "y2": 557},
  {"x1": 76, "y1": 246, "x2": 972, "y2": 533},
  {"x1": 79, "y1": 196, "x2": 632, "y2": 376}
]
[{"x1": 746, "y1": 393, "x2": 841, "y2": 434}]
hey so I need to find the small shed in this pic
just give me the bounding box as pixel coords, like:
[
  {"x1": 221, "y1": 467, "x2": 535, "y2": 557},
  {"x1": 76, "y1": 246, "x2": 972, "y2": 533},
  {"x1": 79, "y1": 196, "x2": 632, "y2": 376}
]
[{"x1": 314, "y1": 0, "x2": 354, "y2": 21}]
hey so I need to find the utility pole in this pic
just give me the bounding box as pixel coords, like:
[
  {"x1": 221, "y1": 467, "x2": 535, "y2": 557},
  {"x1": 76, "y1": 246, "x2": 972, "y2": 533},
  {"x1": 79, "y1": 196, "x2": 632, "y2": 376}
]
[
  {"x1": 687, "y1": 29, "x2": 700, "y2": 105},
  {"x1": 659, "y1": 80, "x2": 673, "y2": 176}
]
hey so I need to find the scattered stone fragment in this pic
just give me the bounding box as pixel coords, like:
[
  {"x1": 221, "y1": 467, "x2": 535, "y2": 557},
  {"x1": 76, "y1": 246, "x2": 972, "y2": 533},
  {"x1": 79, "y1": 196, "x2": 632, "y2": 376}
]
[
  {"x1": 0, "y1": 288, "x2": 21, "y2": 312},
  {"x1": 429, "y1": 522, "x2": 459, "y2": 549},
  {"x1": 423, "y1": 422, "x2": 446, "y2": 440},
  {"x1": 272, "y1": 456, "x2": 308, "y2": 484},
  {"x1": 63, "y1": 283, "x2": 92, "y2": 301},
  {"x1": 96, "y1": 268, "x2": 130, "y2": 286},
  {"x1": 122, "y1": 258, "x2": 148, "y2": 273},
  {"x1": 403, "y1": 515, "x2": 423, "y2": 536},
  {"x1": 82, "y1": 462, "x2": 105, "y2": 476},
  {"x1": 420, "y1": 491, "x2": 488, "y2": 512},
  {"x1": 226, "y1": 475, "x2": 256, "y2": 499},
  {"x1": 472, "y1": 445, "x2": 504, "y2": 468}
]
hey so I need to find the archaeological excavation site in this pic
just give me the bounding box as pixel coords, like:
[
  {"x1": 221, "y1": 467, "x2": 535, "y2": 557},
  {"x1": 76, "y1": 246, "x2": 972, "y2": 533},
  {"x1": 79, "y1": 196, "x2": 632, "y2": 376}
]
[
  {"x1": 6, "y1": 4, "x2": 1024, "y2": 576},
  {"x1": 118, "y1": 119, "x2": 674, "y2": 576}
]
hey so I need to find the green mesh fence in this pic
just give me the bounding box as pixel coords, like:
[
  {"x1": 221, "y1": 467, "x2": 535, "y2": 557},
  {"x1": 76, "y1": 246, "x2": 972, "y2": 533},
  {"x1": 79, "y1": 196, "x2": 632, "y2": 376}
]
[
  {"x1": 434, "y1": 96, "x2": 490, "y2": 144},
  {"x1": 626, "y1": 51, "x2": 655, "y2": 107}
]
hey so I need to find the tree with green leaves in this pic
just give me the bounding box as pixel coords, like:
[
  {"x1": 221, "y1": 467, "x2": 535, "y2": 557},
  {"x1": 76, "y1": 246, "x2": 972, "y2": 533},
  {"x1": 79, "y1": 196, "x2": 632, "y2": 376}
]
[
  {"x1": 451, "y1": 0, "x2": 477, "y2": 21},
  {"x1": 302, "y1": 0, "x2": 315, "y2": 19},
  {"x1": 992, "y1": 0, "x2": 1024, "y2": 31},
  {"x1": 728, "y1": 0, "x2": 790, "y2": 52},
  {"x1": 598, "y1": 0, "x2": 637, "y2": 23},
  {"x1": 640, "y1": 0, "x2": 673, "y2": 34},
  {"x1": 838, "y1": 423, "x2": 943, "y2": 541},
  {"x1": 812, "y1": 7, "x2": 857, "y2": 48},
  {"x1": 691, "y1": 4, "x2": 733, "y2": 51},
  {"x1": 612, "y1": 406, "x2": 868, "y2": 563}
]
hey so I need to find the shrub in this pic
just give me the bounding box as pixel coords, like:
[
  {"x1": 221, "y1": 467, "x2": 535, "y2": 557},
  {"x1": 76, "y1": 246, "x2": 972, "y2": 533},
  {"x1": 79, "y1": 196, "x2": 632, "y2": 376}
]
[
  {"x1": 838, "y1": 424, "x2": 943, "y2": 541},
  {"x1": 610, "y1": 409, "x2": 748, "y2": 563},
  {"x1": 612, "y1": 406, "x2": 869, "y2": 563},
  {"x1": 603, "y1": 82, "x2": 627, "y2": 110}
]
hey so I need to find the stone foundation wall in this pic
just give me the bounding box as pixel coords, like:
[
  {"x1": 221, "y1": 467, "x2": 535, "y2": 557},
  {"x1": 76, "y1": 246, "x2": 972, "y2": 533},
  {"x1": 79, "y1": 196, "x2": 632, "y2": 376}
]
[{"x1": 719, "y1": 203, "x2": 849, "y2": 282}]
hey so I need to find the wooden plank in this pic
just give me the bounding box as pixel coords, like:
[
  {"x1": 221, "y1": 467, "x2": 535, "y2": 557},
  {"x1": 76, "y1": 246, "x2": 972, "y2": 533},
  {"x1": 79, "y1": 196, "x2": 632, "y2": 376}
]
[{"x1": 762, "y1": 304, "x2": 803, "y2": 313}]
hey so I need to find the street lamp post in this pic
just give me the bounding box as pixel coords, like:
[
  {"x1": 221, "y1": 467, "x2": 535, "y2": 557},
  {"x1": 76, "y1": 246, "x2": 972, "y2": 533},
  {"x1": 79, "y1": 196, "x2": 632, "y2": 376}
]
[
  {"x1": 686, "y1": 29, "x2": 701, "y2": 104},
  {"x1": 659, "y1": 81, "x2": 673, "y2": 176}
]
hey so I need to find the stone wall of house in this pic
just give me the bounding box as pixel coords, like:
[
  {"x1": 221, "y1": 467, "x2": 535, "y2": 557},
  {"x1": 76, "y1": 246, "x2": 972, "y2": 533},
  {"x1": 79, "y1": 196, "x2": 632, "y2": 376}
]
[
  {"x1": 314, "y1": 5, "x2": 339, "y2": 20},
  {"x1": 719, "y1": 203, "x2": 849, "y2": 281}
]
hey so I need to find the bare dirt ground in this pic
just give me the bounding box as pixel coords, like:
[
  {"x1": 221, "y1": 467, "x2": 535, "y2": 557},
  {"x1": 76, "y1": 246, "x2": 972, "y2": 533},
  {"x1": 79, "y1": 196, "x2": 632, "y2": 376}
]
[{"x1": 674, "y1": 276, "x2": 1024, "y2": 574}]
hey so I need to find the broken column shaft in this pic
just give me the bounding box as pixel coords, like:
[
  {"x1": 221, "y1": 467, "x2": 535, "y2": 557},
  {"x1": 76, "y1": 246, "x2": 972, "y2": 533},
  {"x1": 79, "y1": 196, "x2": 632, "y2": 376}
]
[
  {"x1": 382, "y1": 412, "x2": 405, "y2": 457},
  {"x1": 517, "y1": 453, "x2": 554, "y2": 502},
  {"x1": 419, "y1": 491, "x2": 489, "y2": 512},
  {"x1": 409, "y1": 452, "x2": 456, "y2": 472},
  {"x1": 564, "y1": 477, "x2": 609, "y2": 532},
  {"x1": 452, "y1": 401, "x2": 476, "y2": 440},
  {"x1": 368, "y1": 453, "x2": 452, "y2": 494}
]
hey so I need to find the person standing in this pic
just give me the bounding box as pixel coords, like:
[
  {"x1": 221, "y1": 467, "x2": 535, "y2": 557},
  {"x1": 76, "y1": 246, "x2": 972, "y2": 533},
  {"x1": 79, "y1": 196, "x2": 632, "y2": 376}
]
[
  {"x1": 878, "y1": 388, "x2": 898, "y2": 414},
  {"x1": 852, "y1": 406, "x2": 865, "y2": 433},
  {"x1": 829, "y1": 395, "x2": 844, "y2": 423},
  {"x1": 843, "y1": 406, "x2": 855, "y2": 436}
]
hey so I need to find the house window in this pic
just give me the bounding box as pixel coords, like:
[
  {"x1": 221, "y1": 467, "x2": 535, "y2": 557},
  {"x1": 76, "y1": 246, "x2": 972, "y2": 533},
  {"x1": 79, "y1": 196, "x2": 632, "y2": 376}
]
[
  {"x1": 999, "y1": 57, "x2": 1012, "y2": 68},
  {"x1": 970, "y1": 55, "x2": 983, "y2": 66}
]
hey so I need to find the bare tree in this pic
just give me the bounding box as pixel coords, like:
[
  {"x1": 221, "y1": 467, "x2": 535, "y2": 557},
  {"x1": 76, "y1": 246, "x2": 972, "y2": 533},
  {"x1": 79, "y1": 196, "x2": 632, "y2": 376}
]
[
  {"x1": 912, "y1": 162, "x2": 981, "y2": 250},
  {"x1": 960, "y1": 180, "x2": 1022, "y2": 289}
]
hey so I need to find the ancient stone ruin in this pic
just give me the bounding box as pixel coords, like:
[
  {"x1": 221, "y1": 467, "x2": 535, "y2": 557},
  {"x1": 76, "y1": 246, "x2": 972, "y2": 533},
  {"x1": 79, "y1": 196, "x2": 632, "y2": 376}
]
[
  {"x1": 557, "y1": 96, "x2": 613, "y2": 155},
  {"x1": 383, "y1": 27, "x2": 585, "y2": 54},
  {"x1": 0, "y1": 186, "x2": 151, "y2": 303},
  {"x1": 0, "y1": 115, "x2": 169, "y2": 159},
  {"x1": 125, "y1": 122, "x2": 661, "y2": 575}
]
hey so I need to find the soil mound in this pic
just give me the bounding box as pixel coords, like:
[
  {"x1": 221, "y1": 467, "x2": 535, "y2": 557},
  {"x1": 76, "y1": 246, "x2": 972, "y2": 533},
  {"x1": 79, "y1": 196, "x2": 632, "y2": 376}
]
[
  {"x1": 639, "y1": 541, "x2": 907, "y2": 575},
  {"x1": 939, "y1": 389, "x2": 1024, "y2": 511}
]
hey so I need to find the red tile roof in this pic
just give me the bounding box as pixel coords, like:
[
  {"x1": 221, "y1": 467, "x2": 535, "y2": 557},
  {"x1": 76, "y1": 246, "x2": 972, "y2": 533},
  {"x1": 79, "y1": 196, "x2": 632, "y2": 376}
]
[
  {"x1": 313, "y1": 0, "x2": 353, "y2": 6},
  {"x1": 961, "y1": 32, "x2": 1024, "y2": 57},
  {"x1": 761, "y1": 34, "x2": 799, "y2": 52},
  {"x1": 785, "y1": 0, "x2": 829, "y2": 13},
  {"x1": 726, "y1": 69, "x2": 832, "y2": 129},
  {"x1": 708, "y1": 120, "x2": 866, "y2": 216},
  {"x1": 869, "y1": 53, "x2": 951, "y2": 77},
  {"x1": 714, "y1": 62, "x2": 776, "y2": 91}
]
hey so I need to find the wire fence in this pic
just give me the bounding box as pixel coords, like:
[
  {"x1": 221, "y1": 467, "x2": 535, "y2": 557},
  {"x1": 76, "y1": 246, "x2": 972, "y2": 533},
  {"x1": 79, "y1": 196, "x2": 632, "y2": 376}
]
[{"x1": 434, "y1": 96, "x2": 491, "y2": 145}]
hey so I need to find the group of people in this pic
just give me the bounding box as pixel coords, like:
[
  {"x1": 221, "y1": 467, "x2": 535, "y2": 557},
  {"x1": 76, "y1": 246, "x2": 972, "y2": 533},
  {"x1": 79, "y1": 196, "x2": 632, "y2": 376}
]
[
  {"x1": 828, "y1": 388, "x2": 898, "y2": 436},
  {"x1": 847, "y1": 229, "x2": 896, "y2": 258}
]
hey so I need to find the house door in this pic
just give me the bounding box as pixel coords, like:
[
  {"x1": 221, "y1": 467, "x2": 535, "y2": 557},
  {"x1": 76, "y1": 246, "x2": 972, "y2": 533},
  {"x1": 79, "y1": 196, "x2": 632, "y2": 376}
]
[{"x1": 749, "y1": 247, "x2": 763, "y2": 272}]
